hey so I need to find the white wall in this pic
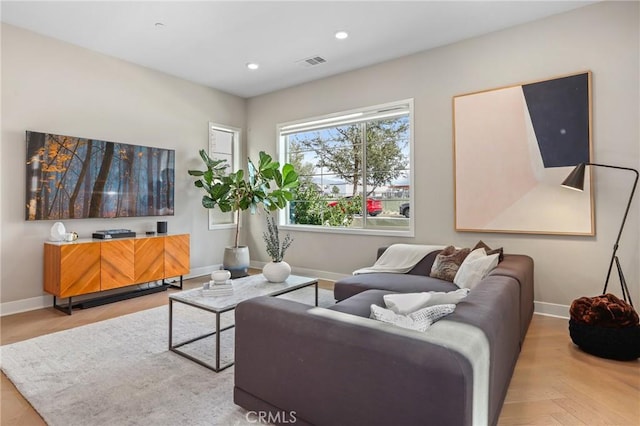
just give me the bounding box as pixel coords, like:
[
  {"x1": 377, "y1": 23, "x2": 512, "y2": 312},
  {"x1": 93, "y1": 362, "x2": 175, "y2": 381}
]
[
  {"x1": 246, "y1": 1, "x2": 639, "y2": 310},
  {"x1": 1, "y1": 24, "x2": 246, "y2": 309}
]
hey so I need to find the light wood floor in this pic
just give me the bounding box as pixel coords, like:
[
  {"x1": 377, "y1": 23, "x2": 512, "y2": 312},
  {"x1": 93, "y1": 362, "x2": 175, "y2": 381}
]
[{"x1": 1, "y1": 277, "x2": 639, "y2": 425}]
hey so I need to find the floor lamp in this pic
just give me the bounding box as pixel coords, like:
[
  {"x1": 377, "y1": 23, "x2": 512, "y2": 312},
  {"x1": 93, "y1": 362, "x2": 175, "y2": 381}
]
[{"x1": 561, "y1": 162, "x2": 639, "y2": 307}]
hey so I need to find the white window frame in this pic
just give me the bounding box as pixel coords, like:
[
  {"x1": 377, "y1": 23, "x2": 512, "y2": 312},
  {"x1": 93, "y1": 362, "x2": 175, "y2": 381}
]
[
  {"x1": 208, "y1": 122, "x2": 241, "y2": 230},
  {"x1": 278, "y1": 99, "x2": 414, "y2": 237}
]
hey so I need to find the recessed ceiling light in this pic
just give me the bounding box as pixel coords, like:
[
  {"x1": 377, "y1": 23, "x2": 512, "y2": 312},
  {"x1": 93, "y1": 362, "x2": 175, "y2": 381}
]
[
  {"x1": 154, "y1": 22, "x2": 165, "y2": 28},
  {"x1": 335, "y1": 31, "x2": 349, "y2": 40},
  {"x1": 246, "y1": 63, "x2": 259, "y2": 70}
]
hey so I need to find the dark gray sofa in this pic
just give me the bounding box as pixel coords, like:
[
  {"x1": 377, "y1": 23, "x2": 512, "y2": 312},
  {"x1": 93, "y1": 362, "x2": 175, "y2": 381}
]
[{"x1": 234, "y1": 248, "x2": 534, "y2": 426}]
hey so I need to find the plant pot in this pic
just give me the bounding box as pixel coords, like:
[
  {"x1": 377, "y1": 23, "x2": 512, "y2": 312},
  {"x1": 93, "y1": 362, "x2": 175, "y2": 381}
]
[
  {"x1": 263, "y1": 261, "x2": 291, "y2": 283},
  {"x1": 223, "y1": 246, "x2": 250, "y2": 279}
]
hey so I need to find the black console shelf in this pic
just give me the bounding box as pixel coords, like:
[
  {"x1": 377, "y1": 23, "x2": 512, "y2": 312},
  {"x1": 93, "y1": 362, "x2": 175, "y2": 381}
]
[{"x1": 52, "y1": 279, "x2": 183, "y2": 315}]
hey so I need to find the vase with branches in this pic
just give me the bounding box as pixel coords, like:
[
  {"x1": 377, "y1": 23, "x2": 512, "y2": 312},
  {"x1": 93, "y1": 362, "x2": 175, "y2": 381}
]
[
  {"x1": 263, "y1": 214, "x2": 293, "y2": 262},
  {"x1": 262, "y1": 213, "x2": 294, "y2": 282}
]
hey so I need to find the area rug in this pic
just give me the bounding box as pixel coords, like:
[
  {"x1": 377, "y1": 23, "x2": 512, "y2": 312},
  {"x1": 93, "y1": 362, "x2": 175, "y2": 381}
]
[{"x1": 1, "y1": 287, "x2": 334, "y2": 426}]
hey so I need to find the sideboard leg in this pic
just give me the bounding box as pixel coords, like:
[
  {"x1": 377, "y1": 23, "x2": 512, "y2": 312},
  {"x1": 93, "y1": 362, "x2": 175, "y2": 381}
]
[
  {"x1": 164, "y1": 277, "x2": 183, "y2": 290},
  {"x1": 53, "y1": 296, "x2": 73, "y2": 315}
]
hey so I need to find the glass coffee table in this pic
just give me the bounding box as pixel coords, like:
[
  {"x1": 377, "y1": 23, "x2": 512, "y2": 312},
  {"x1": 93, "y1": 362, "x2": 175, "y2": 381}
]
[{"x1": 168, "y1": 274, "x2": 318, "y2": 372}]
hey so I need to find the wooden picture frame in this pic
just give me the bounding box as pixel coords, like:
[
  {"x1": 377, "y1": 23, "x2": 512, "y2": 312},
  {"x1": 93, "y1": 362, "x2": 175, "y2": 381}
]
[{"x1": 453, "y1": 71, "x2": 594, "y2": 235}]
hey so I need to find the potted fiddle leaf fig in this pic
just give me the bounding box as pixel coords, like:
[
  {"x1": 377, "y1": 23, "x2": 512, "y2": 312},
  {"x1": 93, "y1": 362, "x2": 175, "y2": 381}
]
[{"x1": 188, "y1": 150, "x2": 299, "y2": 278}]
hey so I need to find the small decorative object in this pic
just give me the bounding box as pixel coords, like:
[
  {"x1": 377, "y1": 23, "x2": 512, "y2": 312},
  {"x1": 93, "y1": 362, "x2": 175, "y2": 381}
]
[
  {"x1": 64, "y1": 232, "x2": 78, "y2": 242},
  {"x1": 49, "y1": 222, "x2": 66, "y2": 242},
  {"x1": 262, "y1": 214, "x2": 293, "y2": 283},
  {"x1": 157, "y1": 221, "x2": 168, "y2": 234},
  {"x1": 262, "y1": 261, "x2": 291, "y2": 283},
  {"x1": 211, "y1": 269, "x2": 231, "y2": 284}
]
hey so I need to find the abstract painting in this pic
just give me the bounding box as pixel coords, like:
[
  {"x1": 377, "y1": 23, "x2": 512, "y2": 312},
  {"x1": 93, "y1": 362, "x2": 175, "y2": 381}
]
[{"x1": 453, "y1": 71, "x2": 594, "y2": 235}]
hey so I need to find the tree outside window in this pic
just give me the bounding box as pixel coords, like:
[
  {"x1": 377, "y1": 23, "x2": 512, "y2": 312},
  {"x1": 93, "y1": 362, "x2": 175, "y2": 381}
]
[{"x1": 280, "y1": 101, "x2": 412, "y2": 232}]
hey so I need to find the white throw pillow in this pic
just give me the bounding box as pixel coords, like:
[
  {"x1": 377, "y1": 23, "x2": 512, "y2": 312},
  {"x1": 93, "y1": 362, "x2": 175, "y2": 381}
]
[
  {"x1": 383, "y1": 289, "x2": 470, "y2": 315},
  {"x1": 454, "y1": 248, "x2": 499, "y2": 289},
  {"x1": 462, "y1": 247, "x2": 487, "y2": 263},
  {"x1": 370, "y1": 304, "x2": 456, "y2": 332}
]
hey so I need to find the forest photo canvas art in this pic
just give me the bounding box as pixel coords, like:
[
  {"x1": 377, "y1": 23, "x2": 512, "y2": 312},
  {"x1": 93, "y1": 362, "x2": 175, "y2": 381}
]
[{"x1": 26, "y1": 131, "x2": 175, "y2": 220}]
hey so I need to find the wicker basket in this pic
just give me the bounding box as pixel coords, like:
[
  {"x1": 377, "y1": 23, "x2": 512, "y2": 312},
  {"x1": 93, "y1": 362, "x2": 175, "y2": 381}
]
[{"x1": 569, "y1": 319, "x2": 640, "y2": 361}]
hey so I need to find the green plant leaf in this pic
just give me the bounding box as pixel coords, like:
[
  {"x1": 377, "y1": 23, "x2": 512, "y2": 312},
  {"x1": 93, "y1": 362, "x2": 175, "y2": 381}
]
[
  {"x1": 258, "y1": 151, "x2": 270, "y2": 167},
  {"x1": 202, "y1": 196, "x2": 216, "y2": 209},
  {"x1": 282, "y1": 191, "x2": 294, "y2": 201},
  {"x1": 218, "y1": 201, "x2": 232, "y2": 212},
  {"x1": 203, "y1": 169, "x2": 213, "y2": 185},
  {"x1": 282, "y1": 165, "x2": 299, "y2": 187},
  {"x1": 210, "y1": 183, "x2": 229, "y2": 199},
  {"x1": 198, "y1": 149, "x2": 210, "y2": 164},
  {"x1": 272, "y1": 169, "x2": 283, "y2": 187}
]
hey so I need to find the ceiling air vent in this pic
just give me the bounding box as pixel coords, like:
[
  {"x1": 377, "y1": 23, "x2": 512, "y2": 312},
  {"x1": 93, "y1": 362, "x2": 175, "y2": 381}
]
[{"x1": 296, "y1": 56, "x2": 327, "y2": 68}]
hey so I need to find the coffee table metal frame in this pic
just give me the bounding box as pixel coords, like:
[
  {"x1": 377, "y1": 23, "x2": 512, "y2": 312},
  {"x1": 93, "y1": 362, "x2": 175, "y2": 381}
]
[{"x1": 168, "y1": 275, "x2": 318, "y2": 372}]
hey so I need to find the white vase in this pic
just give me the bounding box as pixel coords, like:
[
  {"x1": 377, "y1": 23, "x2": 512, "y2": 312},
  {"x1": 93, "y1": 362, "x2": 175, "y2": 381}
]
[{"x1": 263, "y1": 261, "x2": 291, "y2": 283}]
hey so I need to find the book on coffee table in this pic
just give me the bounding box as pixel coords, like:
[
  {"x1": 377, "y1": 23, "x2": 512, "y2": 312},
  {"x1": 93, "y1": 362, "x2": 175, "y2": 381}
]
[{"x1": 202, "y1": 281, "x2": 233, "y2": 297}]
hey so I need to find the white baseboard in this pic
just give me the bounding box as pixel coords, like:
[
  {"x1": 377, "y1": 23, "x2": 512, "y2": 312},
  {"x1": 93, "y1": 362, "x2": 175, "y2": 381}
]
[
  {"x1": 0, "y1": 295, "x2": 53, "y2": 317},
  {"x1": 187, "y1": 264, "x2": 223, "y2": 280},
  {"x1": 533, "y1": 301, "x2": 569, "y2": 319}
]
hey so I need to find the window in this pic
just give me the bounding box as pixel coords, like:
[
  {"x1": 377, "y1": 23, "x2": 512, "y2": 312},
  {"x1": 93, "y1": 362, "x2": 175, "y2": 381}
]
[
  {"x1": 279, "y1": 100, "x2": 413, "y2": 236},
  {"x1": 208, "y1": 122, "x2": 240, "y2": 230}
]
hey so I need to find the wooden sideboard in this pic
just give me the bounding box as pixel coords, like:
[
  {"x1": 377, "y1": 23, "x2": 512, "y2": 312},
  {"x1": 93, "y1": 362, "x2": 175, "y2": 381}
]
[{"x1": 44, "y1": 234, "x2": 190, "y2": 314}]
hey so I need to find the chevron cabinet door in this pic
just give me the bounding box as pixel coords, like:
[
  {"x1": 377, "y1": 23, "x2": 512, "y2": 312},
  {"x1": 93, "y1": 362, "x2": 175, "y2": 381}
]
[
  {"x1": 44, "y1": 242, "x2": 101, "y2": 298},
  {"x1": 134, "y1": 237, "x2": 164, "y2": 282},
  {"x1": 101, "y1": 239, "x2": 135, "y2": 290},
  {"x1": 164, "y1": 234, "x2": 190, "y2": 278}
]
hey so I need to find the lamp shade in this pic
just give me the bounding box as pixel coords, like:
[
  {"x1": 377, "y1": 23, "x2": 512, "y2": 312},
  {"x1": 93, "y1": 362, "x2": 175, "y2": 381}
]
[{"x1": 562, "y1": 163, "x2": 586, "y2": 191}]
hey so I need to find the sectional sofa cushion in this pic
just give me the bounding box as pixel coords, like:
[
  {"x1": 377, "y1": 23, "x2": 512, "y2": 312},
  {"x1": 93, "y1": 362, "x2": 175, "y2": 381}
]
[
  {"x1": 328, "y1": 289, "x2": 393, "y2": 317},
  {"x1": 334, "y1": 274, "x2": 458, "y2": 302}
]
